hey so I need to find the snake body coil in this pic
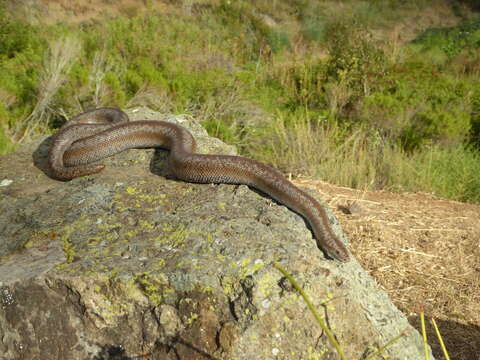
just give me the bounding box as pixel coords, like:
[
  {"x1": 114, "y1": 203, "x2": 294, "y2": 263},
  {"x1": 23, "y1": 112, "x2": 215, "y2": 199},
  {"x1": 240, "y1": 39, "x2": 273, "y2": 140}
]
[{"x1": 48, "y1": 108, "x2": 350, "y2": 262}]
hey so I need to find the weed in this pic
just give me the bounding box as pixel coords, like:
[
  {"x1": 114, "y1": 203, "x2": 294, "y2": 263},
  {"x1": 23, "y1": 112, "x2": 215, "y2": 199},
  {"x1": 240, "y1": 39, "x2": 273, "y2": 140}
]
[{"x1": 17, "y1": 36, "x2": 81, "y2": 139}]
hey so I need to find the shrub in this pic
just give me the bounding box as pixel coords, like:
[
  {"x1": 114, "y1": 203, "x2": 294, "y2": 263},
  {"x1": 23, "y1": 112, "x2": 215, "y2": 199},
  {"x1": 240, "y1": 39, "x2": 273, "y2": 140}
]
[
  {"x1": 361, "y1": 65, "x2": 473, "y2": 151},
  {"x1": 412, "y1": 16, "x2": 480, "y2": 63},
  {"x1": 0, "y1": 1, "x2": 479, "y2": 204},
  {"x1": 321, "y1": 18, "x2": 389, "y2": 121},
  {"x1": 470, "y1": 85, "x2": 480, "y2": 148},
  {"x1": 0, "y1": 7, "x2": 43, "y2": 59}
]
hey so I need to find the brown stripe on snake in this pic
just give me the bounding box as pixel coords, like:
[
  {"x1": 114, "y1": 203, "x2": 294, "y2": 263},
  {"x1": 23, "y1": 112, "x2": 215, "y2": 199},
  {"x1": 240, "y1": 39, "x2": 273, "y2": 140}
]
[{"x1": 48, "y1": 108, "x2": 350, "y2": 262}]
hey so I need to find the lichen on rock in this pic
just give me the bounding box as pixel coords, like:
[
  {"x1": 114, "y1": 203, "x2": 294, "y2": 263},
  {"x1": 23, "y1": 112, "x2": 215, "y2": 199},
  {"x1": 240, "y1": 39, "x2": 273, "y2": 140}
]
[{"x1": 0, "y1": 107, "x2": 434, "y2": 359}]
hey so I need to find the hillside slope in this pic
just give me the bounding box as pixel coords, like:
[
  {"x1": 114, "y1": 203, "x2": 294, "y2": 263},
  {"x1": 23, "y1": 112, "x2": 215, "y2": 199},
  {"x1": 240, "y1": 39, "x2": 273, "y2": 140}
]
[{"x1": 1, "y1": 1, "x2": 479, "y2": 358}]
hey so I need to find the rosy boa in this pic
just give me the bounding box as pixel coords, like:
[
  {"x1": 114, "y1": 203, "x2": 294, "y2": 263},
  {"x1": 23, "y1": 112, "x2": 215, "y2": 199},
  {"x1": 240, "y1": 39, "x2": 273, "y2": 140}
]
[{"x1": 48, "y1": 108, "x2": 350, "y2": 262}]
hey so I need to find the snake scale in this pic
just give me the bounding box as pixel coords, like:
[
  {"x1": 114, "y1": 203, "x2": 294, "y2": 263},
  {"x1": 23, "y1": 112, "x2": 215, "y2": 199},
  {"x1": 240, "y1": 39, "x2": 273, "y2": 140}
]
[{"x1": 48, "y1": 108, "x2": 350, "y2": 262}]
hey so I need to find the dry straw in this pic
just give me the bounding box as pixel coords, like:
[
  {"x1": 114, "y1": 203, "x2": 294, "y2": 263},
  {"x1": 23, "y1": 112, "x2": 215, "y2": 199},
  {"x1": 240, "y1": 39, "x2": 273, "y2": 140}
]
[{"x1": 16, "y1": 36, "x2": 80, "y2": 140}]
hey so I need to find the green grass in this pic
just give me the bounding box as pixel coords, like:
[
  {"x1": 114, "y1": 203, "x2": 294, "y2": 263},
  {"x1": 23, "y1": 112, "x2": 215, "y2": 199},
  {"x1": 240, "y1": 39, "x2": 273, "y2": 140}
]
[
  {"x1": 412, "y1": 16, "x2": 480, "y2": 62},
  {"x1": 0, "y1": 0, "x2": 479, "y2": 203},
  {"x1": 389, "y1": 144, "x2": 480, "y2": 203},
  {"x1": 274, "y1": 263, "x2": 449, "y2": 359},
  {"x1": 251, "y1": 112, "x2": 480, "y2": 203}
]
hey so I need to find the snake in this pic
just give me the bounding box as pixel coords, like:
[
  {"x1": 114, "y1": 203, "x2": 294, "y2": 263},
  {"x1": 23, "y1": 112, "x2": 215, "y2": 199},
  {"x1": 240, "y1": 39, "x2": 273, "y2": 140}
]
[{"x1": 48, "y1": 108, "x2": 350, "y2": 262}]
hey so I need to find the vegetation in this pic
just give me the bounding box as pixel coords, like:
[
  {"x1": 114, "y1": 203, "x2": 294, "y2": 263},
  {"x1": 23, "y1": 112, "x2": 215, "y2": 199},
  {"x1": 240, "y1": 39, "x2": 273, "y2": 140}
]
[
  {"x1": 0, "y1": 0, "x2": 479, "y2": 203},
  {"x1": 274, "y1": 263, "x2": 451, "y2": 359}
]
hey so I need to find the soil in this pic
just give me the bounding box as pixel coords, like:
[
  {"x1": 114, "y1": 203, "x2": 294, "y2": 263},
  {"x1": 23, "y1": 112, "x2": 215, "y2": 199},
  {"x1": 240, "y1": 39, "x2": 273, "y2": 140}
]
[{"x1": 294, "y1": 177, "x2": 480, "y2": 360}]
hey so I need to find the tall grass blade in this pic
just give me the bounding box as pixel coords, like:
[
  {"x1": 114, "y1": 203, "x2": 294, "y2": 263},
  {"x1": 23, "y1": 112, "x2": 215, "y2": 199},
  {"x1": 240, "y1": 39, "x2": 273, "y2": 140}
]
[
  {"x1": 421, "y1": 311, "x2": 429, "y2": 360},
  {"x1": 273, "y1": 263, "x2": 347, "y2": 360},
  {"x1": 431, "y1": 318, "x2": 451, "y2": 360},
  {"x1": 363, "y1": 328, "x2": 410, "y2": 360}
]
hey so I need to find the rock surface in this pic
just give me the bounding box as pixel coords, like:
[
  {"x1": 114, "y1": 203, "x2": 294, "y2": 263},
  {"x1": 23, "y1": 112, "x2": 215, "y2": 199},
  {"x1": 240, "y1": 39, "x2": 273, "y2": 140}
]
[{"x1": 0, "y1": 107, "x2": 433, "y2": 360}]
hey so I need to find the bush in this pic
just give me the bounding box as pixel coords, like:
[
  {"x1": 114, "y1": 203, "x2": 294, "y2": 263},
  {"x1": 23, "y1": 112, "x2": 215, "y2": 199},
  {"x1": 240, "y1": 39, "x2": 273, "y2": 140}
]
[
  {"x1": 412, "y1": 16, "x2": 480, "y2": 62},
  {"x1": 470, "y1": 86, "x2": 480, "y2": 148},
  {"x1": 0, "y1": 8, "x2": 43, "y2": 59},
  {"x1": 361, "y1": 67, "x2": 473, "y2": 150},
  {"x1": 1, "y1": 1, "x2": 479, "y2": 204}
]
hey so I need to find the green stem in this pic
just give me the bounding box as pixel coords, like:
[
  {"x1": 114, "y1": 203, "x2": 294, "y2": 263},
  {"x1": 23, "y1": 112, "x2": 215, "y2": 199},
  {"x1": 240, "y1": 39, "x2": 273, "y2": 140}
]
[
  {"x1": 363, "y1": 328, "x2": 410, "y2": 360},
  {"x1": 431, "y1": 318, "x2": 450, "y2": 360},
  {"x1": 273, "y1": 262, "x2": 347, "y2": 360},
  {"x1": 421, "y1": 311, "x2": 429, "y2": 360}
]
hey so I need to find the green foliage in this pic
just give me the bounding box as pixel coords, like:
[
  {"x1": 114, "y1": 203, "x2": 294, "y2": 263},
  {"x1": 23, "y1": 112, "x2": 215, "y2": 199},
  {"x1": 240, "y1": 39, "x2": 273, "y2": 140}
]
[
  {"x1": 0, "y1": 7, "x2": 43, "y2": 59},
  {"x1": 0, "y1": 0, "x2": 479, "y2": 203},
  {"x1": 325, "y1": 18, "x2": 388, "y2": 100},
  {"x1": 297, "y1": 0, "x2": 431, "y2": 39},
  {"x1": 266, "y1": 59, "x2": 328, "y2": 110},
  {"x1": 412, "y1": 16, "x2": 480, "y2": 62},
  {"x1": 0, "y1": 4, "x2": 47, "y2": 137},
  {"x1": 298, "y1": 2, "x2": 329, "y2": 43},
  {"x1": 265, "y1": 29, "x2": 290, "y2": 53},
  {"x1": 0, "y1": 105, "x2": 15, "y2": 154},
  {"x1": 362, "y1": 66, "x2": 473, "y2": 150},
  {"x1": 104, "y1": 72, "x2": 127, "y2": 107},
  {"x1": 470, "y1": 86, "x2": 480, "y2": 147},
  {"x1": 390, "y1": 144, "x2": 480, "y2": 203}
]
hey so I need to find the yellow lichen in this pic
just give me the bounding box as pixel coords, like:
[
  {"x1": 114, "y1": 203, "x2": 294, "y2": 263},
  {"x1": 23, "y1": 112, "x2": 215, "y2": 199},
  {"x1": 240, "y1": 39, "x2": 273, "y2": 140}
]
[
  {"x1": 152, "y1": 225, "x2": 188, "y2": 248},
  {"x1": 238, "y1": 260, "x2": 265, "y2": 280},
  {"x1": 125, "y1": 186, "x2": 137, "y2": 195},
  {"x1": 124, "y1": 229, "x2": 140, "y2": 238},
  {"x1": 240, "y1": 258, "x2": 251, "y2": 267},
  {"x1": 185, "y1": 312, "x2": 199, "y2": 325},
  {"x1": 255, "y1": 271, "x2": 277, "y2": 298},
  {"x1": 133, "y1": 273, "x2": 170, "y2": 306},
  {"x1": 139, "y1": 220, "x2": 155, "y2": 230},
  {"x1": 221, "y1": 276, "x2": 236, "y2": 296}
]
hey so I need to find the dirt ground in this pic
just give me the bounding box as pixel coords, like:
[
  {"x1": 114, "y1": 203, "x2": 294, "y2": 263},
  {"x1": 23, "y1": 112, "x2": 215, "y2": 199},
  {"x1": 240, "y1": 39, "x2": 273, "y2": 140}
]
[{"x1": 293, "y1": 177, "x2": 480, "y2": 360}]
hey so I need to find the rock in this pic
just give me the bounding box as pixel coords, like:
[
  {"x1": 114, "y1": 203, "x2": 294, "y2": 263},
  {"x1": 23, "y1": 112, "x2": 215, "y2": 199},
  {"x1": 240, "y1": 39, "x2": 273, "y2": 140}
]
[{"x1": 0, "y1": 107, "x2": 433, "y2": 359}]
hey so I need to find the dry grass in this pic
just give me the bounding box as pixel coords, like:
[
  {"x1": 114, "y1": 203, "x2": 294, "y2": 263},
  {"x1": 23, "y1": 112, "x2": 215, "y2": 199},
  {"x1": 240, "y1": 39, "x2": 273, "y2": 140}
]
[
  {"x1": 189, "y1": 85, "x2": 245, "y2": 125},
  {"x1": 253, "y1": 112, "x2": 480, "y2": 202},
  {"x1": 126, "y1": 85, "x2": 174, "y2": 113},
  {"x1": 15, "y1": 36, "x2": 80, "y2": 140},
  {"x1": 255, "y1": 113, "x2": 390, "y2": 191},
  {"x1": 294, "y1": 178, "x2": 480, "y2": 360},
  {"x1": 89, "y1": 49, "x2": 112, "y2": 107},
  {"x1": 12, "y1": 0, "x2": 170, "y2": 24}
]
